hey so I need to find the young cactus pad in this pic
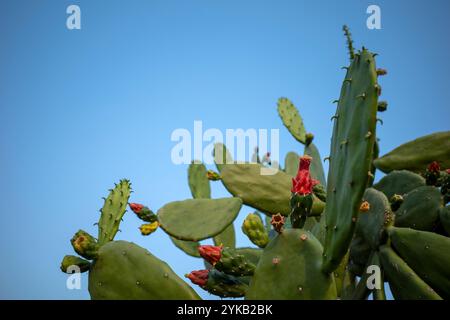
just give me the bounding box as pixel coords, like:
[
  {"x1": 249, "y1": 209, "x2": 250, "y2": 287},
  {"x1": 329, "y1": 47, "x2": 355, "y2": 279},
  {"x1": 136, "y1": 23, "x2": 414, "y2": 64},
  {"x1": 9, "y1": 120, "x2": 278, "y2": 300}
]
[
  {"x1": 157, "y1": 198, "x2": 242, "y2": 241},
  {"x1": 277, "y1": 98, "x2": 307, "y2": 144},
  {"x1": 246, "y1": 229, "x2": 337, "y2": 300},
  {"x1": 323, "y1": 48, "x2": 379, "y2": 273},
  {"x1": 188, "y1": 162, "x2": 211, "y2": 199},
  {"x1": 88, "y1": 241, "x2": 200, "y2": 300},
  {"x1": 98, "y1": 179, "x2": 131, "y2": 245}
]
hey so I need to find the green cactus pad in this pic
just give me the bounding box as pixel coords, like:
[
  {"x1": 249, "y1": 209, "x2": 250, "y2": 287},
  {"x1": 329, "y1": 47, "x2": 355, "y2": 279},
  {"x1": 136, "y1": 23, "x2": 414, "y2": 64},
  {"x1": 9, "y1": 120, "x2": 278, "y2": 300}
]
[
  {"x1": 277, "y1": 97, "x2": 307, "y2": 144},
  {"x1": 213, "y1": 224, "x2": 236, "y2": 248},
  {"x1": 60, "y1": 255, "x2": 90, "y2": 273},
  {"x1": 157, "y1": 198, "x2": 242, "y2": 241},
  {"x1": 371, "y1": 252, "x2": 386, "y2": 300},
  {"x1": 188, "y1": 162, "x2": 211, "y2": 199},
  {"x1": 304, "y1": 142, "x2": 327, "y2": 187},
  {"x1": 373, "y1": 170, "x2": 425, "y2": 200},
  {"x1": 323, "y1": 49, "x2": 379, "y2": 273},
  {"x1": 242, "y1": 213, "x2": 269, "y2": 248},
  {"x1": 88, "y1": 241, "x2": 200, "y2": 300},
  {"x1": 98, "y1": 179, "x2": 132, "y2": 245},
  {"x1": 204, "y1": 269, "x2": 249, "y2": 298},
  {"x1": 311, "y1": 213, "x2": 326, "y2": 245},
  {"x1": 284, "y1": 151, "x2": 299, "y2": 177},
  {"x1": 388, "y1": 227, "x2": 450, "y2": 299},
  {"x1": 439, "y1": 206, "x2": 450, "y2": 235},
  {"x1": 379, "y1": 245, "x2": 442, "y2": 300},
  {"x1": 355, "y1": 188, "x2": 393, "y2": 249},
  {"x1": 394, "y1": 186, "x2": 442, "y2": 231},
  {"x1": 348, "y1": 234, "x2": 372, "y2": 277},
  {"x1": 373, "y1": 131, "x2": 450, "y2": 173},
  {"x1": 213, "y1": 143, "x2": 234, "y2": 172},
  {"x1": 246, "y1": 229, "x2": 337, "y2": 300},
  {"x1": 220, "y1": 163, "x2": 323, "y2": 216},
  {"x1": 170, "y1": 237, "x2": 200, "y2": 258}
]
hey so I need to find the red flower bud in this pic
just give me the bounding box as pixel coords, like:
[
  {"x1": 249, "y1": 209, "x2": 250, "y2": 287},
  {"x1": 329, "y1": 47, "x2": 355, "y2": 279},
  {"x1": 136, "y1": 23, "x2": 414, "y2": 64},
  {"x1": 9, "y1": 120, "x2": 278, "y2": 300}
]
[
  {"x1": 428, "y1": 161, "x2": 440, "y2": 173},
  {"x1": 129, "y1": 203, "x2": 144, "y2": 214},
  {"x1": 291, "y1": 155, "x2": 315, "y2": 195},
  {"x1": 185, "y1": 270, "x2": 209, "y2": 287},
  {"x1": 446, "y1": 169, "x2": 450, "y2": 174},
  {"x1": 198, "y1": 245, "x2": 222, "y2": 265}
]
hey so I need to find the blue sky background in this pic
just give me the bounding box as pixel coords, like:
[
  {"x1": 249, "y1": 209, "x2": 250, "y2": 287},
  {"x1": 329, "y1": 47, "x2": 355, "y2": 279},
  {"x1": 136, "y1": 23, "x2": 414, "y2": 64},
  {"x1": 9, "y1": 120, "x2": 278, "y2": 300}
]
[{"x1": 0, "y1": 0, "x2": 449, "y2": 299}]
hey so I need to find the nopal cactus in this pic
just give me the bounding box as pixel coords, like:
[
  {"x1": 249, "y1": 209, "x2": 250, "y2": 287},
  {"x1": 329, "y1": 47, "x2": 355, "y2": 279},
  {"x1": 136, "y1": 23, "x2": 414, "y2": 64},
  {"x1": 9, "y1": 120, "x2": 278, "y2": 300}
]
[{"x1": 61, "y1": 26, "x2": 450, "y2": 300}]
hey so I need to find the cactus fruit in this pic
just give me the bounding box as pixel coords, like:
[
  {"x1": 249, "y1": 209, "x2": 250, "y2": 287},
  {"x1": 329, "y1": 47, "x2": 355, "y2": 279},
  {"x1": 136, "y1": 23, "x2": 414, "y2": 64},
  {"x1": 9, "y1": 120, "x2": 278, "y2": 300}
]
[
  {"x1": 88, "y1": 241, "x2": 200, "y2": 300},
  {"x1": 388, "y1": 227, "x2": 450, "y2": 299},
  {"x1": 277, "y1": 97, "x2": 307, "y2": 144},
  {"x1": 157, "y1": 197, "x2": 242, "y2": 241},
  {"x1": 187, "y1": 269, "x2": 249, "y2": 298},
  {"x1": 139, "y1": 222, "x2": 159, "y2": 236},
  {"x1": 246, "y1": 229, "x2": 337, "y2": 300},
  {"x1": 373, "y1": 170, "x2": 425, "y2": 200},
  {"x1": 242, "y1": 213, "x2": 269, "y2": 248},
  {"x1": 323, "y1": 48, "x2": 379, "y2": 273},
  {"x1": 60, "y1": 255, "x2": 90, "y2": 273},
  {"x1": 71, "y1": 230, "x2": 99, "y2": 260},
  {"x1": 379, "y1": 245, "x2": 442, "y2": 300},
  {"x1": 394, "y1": 186, "x2": 442, "y2": 231},
  {"x1": 373, "y1": 131, "x2": 450, "y2": 173},
  {"x1": 389, "y1": 194, "x2": 404, "y2": 211},
  {"x1": 129, "y1": 203, "x2": 158, "y2": 223},
  {"x1": 270, "y1": 213, "x2": 285, "y2": 234},
  {"x1": 424, "y1": 161, "x2": 441, "y2": 186},
  {"x1": 206, "y1": 170, "x2": 221, "y2": 181},
  {"x1": 98, "y1": 179, "x2": 131, "y2": 245},
  {"x1": 199, "y1": 245, "x2": 256, "y2": 277}
]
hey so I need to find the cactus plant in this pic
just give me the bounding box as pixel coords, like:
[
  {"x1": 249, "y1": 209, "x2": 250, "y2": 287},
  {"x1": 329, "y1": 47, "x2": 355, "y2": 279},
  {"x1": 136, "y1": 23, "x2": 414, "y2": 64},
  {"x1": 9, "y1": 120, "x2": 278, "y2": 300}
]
[{"x1": 60, "y1": 26, "x2": 450, "y2": 301}]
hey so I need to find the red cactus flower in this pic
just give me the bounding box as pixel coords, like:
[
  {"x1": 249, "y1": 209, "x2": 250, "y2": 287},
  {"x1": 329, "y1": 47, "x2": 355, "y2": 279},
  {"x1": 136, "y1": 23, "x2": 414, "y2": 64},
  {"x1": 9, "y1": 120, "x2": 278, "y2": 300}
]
[
  {"x1": 271, "y1": 213, "x2": 285, "y2": 233},
  {"x1": 446, "y1": 169, "x2": 450, "y2": 174},
  {"x1": 428, "y1": 161, "x2": 440, "y2": 173},
  {"x1": 129, "y1": 203, "x2": 144, "y2": 214},
  {"x1": 291, "y1": 155, "x2": 317, "y2": 195},
  {"x1": 186, "y1": 270, "x2": 209, "y2": 287},
  {"x1": 198, "y1": 245, "x2": 223, "y2": 265}
]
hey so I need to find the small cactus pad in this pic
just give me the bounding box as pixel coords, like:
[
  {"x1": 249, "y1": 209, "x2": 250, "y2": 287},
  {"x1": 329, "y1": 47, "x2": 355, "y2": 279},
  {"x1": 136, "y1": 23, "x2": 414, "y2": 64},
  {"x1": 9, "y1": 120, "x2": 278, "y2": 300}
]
[
  {"x1": 304, "y1": 143, "x2": 327, "y2": 187},
  {"x1": 284, "y1": 152, "x2": 299, "y2": 177},
  {"x1": 355, "y1": 188, "x2": 393, "y2": 249},
  {"x1": 379, "y1": 245, "x2": 442, "y2": 300},
  {"x1": 188, "y1": 162, "x2": 211, "y2": 199},
  {"x1": 439, "y1": 206, "x2": 450, "y2": 235},
  {"x1": 394, "y1": 186, "x2": 442, "y2": 231},
  {"x1": 213, "y1": 143, "x2": 234, "y2": 172},
  {"x1": 388, "y1": 227, "x2": 450, "y2": 299},
  {"x1": 88, "y1": 241, "x2": 200, "y2": 300},
  {"x1": 246, "y1": 229, "x2": 337, "y2": 300},
  {"x1": 98, "y1": 179, "x2": 131, "y2": 245},
  {"x1": 213, "y1": 224, "x2": 236, "y2": 248},
  {"x1": 348, "y1": 234, "x2": 372, "y2": 277},
  {"x1": 157, "y1": 198, "x2": 242, "y2": 241},
  {"x1": 277, "y1": 97, "x2": 307, "y2": 144},
  {"x1": 60, "y1": 255, "x2": 90, "y2": 273},
  {"x1": 323, "y1": 49, "x2": 379, "y2": 273},
  {"x1": 373, "y1": 170, "x2": 425, "y2": 200},
  {"x1": 170, "y1": 237, "x2": 201, "y2": 258},
  {"x1": 373, "y1": 131, "x2": 450, "y2": 173}
]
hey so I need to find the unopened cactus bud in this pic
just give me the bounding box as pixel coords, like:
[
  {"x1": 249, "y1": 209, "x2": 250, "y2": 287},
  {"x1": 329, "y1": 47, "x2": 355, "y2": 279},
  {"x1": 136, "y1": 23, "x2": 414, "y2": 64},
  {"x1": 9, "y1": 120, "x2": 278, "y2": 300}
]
[
  {"x1": 70, "y1": 230, "x2": 99, "y2": 260},
  {"x1": 198, "y1": 245, "x2": 222, "y2": 266},
  {"x1": 390, "y1": 194, "x2": 404, "y2": 211},
  {"x1": 185, "y1": 270, "x2": 209, "y2": 287},
  {"x1": 242, "y1": 213, "x2": 269, "y2": 248},
  {"x1": 129, "y1": 203, "x2": 157, "y2": 223},
  {"x1": 377, "y1": 101, "x2": 388, "y2": 112},
  {"x1": 139, "y1": 221, "x2": 159, "y2": 236},
  {"x1": 60, "y1": 255, "x2": 90, "y2": 273},
  {"x1": 206, "y1": 170, "x2": 221, "y2": 181},
  {"x1": 359, "y1": 201, "x2": 370, "y2": 212},
  {"x1": 271, "y1": 213, "x2": 285, "y2": 234},
  {"x1": 425, "y1": 161, "x2": 441, "y2": 186},
  {"x1": 305, "y1": 132, "x2": 314, "y2": 146}
]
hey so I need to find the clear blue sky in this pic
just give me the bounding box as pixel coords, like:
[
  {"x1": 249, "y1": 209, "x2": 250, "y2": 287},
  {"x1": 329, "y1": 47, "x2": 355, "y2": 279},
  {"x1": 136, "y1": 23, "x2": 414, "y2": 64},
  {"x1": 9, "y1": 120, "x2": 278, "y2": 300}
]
[{"x1": 0, "y1": 0, "x2": 449, "y2": 299}]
